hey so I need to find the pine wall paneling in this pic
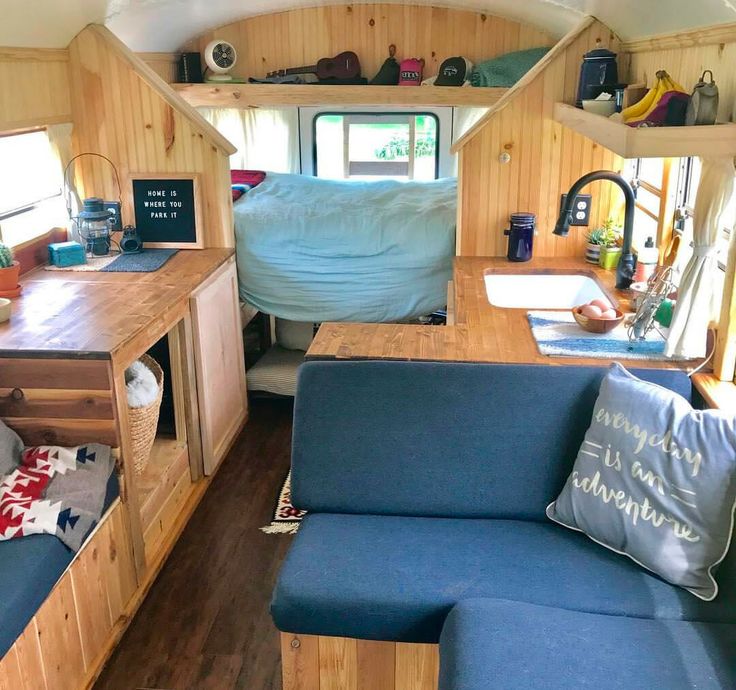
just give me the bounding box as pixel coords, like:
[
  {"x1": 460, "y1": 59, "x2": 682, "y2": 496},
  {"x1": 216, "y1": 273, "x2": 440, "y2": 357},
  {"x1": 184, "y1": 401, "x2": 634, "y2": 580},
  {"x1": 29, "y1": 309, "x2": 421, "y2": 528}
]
[
  {"x1": 68, "y1": 25, "x2": 236, "y2": 248},
  {"x1": 455, "y1": 18, "x2": 624, "y2": 257},
  {"x1": 621, "y1": 25, "x2": 736, "y2": 125},
  {"x1": 138, "y1": 52, "x2": 179, "y2": 83},
  {"x1": 0, "y1": 48, "x2": 72, "y2": 131},
  {"x1": 187, "y1": 5, "x2": 554, "y2": 82}
]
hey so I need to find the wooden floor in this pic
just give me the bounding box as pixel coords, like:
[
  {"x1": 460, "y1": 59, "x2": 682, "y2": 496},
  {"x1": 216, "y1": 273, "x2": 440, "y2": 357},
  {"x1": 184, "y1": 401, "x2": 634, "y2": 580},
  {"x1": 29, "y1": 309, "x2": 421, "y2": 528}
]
[{"x1": 95, "y1": 398, "x2": 295, "y2": 690}]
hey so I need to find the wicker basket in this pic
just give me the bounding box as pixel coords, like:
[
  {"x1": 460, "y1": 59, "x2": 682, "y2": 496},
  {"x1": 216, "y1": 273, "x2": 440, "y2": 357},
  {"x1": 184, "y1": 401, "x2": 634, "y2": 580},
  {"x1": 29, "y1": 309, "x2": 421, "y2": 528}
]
[{"x1": 127, "y1": 354, "x2": 164, "y2": 476}]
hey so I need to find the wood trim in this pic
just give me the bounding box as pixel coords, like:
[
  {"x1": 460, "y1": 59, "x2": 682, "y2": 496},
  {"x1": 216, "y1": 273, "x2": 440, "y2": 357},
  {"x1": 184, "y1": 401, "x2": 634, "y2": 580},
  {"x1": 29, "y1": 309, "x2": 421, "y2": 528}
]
[
  {"x1": 14, "y1": 228, "x2": 68, "y2": 275},
  {"x1": 452, "y1": 16, "x2": 599, "y2": 153},
  {"x1": 172, "y1": 83, "x2": 509, "y2": 108},
  {"x1": 622, "y1": 22, "x2": 736, "y2": 54},
  {"x1": 83, "y1": 25, "x2": 236, "y2": 156},
  {"x1": 714, "y1": 226, "x2": 736, "y2": 380},
  {"x1": 281, "y1": 633, "x2": 439, "y2": 690},
  {"x1": 692, "y1": 373, "x2": 736, "y2": 410},
  {"x1": 0, "y1": 115, "x2": 73, "y2": 133},
  {"x1": 0, "y1": 47, "x2": 69, "y2": 61}
]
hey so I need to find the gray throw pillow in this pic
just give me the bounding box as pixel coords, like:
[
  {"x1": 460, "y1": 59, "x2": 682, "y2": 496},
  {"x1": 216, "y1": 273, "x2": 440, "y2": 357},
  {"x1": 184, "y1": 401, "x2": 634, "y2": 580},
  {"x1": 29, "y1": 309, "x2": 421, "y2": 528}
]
[
  {"x1": 0, "y1": 419, "x2": 23, "y2": 476},
  {"x1": 547, "y1": 362, "x2": 736, "y2": 600}
]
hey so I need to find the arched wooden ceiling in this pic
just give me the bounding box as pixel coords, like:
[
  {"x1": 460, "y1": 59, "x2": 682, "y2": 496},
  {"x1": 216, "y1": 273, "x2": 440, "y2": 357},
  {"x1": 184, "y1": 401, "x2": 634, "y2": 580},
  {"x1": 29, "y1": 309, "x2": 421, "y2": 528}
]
[{"x1": 5, "y1": 0, "x2": 736, "y2": 51}]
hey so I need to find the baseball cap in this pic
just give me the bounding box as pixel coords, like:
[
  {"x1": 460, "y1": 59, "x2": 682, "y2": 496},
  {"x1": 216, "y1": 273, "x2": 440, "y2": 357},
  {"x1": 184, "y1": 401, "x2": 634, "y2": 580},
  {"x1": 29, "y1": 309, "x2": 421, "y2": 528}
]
[{"x1": 435, "y1": 56, "x2": 473, "y2": 86}]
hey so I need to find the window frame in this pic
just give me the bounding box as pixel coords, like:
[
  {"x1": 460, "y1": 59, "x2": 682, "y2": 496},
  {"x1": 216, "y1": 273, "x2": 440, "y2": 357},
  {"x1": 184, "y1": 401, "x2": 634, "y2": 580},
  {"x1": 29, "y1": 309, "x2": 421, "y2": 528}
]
[
  {"x1": 298, "y1": 105, "x2": 455, "y2": 178},
  {"x1": 0, "y1": 127, "x2": 66, "y2": 248},
  {"x1": 311, "y1": 110, "x2": 440, "y2": 181}
]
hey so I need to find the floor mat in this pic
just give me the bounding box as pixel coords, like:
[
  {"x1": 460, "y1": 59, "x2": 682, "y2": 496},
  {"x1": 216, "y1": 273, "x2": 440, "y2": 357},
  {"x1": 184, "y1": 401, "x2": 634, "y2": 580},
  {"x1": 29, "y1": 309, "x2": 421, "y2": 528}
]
[{"x1": 260, "y1": 470, "x2": 305, "y2": 534}]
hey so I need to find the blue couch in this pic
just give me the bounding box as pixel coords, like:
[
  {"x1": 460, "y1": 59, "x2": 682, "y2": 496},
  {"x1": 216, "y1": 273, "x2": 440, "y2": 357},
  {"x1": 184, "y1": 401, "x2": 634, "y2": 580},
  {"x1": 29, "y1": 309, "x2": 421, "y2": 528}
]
[{"x1": 272, "y1": 361, "x2": 736, "y2": 689}]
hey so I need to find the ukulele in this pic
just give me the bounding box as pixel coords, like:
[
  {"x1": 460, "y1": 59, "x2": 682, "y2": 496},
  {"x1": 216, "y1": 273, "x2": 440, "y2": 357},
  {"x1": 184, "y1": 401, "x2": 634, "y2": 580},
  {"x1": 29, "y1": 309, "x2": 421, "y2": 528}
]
[{"x1": 267, "y1": 51, "x2": 361, "y2": 80}]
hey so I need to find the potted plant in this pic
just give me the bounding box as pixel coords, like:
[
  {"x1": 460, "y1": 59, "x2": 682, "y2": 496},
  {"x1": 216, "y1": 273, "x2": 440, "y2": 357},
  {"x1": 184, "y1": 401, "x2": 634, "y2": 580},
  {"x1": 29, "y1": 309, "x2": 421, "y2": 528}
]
[
  {"x1": 597, "y1": 220, "x2": 623, "y2": 270},
  {"x1": 0, "y1": 243, "x2": 20, "y2": 292},
  {"x1": 585, "y1": 220, "x2": 619, "y2": 265}
]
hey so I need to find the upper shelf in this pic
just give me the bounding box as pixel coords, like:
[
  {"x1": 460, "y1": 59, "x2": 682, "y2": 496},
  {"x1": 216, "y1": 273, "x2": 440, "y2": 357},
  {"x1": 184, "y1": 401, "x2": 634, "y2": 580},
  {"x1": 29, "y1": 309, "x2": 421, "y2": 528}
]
[
  {"x1": 172, "y1": 83, "x2": 508, "y2": 108},
  {"x1": 554, "y1": 102, "x2": 736, "y2": 158}
]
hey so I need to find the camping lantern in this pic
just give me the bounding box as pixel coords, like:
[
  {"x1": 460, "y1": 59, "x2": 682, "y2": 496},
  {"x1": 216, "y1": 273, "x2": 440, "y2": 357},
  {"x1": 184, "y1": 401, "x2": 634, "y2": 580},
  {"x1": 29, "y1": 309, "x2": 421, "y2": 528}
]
[{"x1": 76, "y1": 197, "x2": 113, "y2": 257}]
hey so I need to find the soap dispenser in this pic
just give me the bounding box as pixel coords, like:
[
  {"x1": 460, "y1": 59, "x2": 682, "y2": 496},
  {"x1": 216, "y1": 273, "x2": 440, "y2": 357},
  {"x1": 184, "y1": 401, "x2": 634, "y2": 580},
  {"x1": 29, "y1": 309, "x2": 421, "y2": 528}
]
[{"x1": 633, "y1": 236, "x2": 659, "y2": 283}]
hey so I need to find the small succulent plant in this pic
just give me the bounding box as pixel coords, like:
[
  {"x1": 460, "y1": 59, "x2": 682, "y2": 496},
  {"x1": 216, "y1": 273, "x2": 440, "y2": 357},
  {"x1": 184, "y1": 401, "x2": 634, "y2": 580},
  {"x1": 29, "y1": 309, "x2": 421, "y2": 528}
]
[
  {"x1": 587, "y1": 219, "x2": 621, "y2": 247},
  {"x1": 0, "y1": 243, "x2": 14, "y2": 269}
]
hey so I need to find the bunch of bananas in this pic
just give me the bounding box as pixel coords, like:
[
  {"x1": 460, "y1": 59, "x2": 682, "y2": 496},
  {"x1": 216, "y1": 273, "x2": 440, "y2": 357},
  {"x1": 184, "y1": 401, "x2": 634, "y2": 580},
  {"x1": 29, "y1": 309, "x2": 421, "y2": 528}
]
[{"x1": 621, "y1": 70, "x2": 689, "y2": 127}]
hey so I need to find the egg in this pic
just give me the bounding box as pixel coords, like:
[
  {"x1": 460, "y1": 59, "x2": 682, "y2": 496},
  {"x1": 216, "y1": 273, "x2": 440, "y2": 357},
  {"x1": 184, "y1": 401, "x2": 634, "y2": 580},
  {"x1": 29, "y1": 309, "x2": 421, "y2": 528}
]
[
  {"x1": 600, "y1": 309, "x2": 618, "y2": 320},
  {"x1": 580, "y1": 304, "x2": 603, "y2": 318},
  {"x1": 589, "y1": 298, "x2": 612, "y2": 311}
]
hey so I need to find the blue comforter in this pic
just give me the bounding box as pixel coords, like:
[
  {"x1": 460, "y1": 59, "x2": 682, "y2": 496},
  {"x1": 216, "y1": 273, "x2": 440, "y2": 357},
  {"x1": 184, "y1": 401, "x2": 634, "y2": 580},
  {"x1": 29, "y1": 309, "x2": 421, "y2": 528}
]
[{"x1": 234, "y1": 173, "x2": 456, "y2": 322}]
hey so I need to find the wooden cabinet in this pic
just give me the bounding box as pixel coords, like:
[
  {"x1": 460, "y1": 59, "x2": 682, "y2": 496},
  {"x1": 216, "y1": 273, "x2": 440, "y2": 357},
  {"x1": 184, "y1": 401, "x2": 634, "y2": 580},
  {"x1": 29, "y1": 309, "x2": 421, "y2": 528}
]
[{"x1": 190, "y1": 257, "x2": 248, "y2": 474}]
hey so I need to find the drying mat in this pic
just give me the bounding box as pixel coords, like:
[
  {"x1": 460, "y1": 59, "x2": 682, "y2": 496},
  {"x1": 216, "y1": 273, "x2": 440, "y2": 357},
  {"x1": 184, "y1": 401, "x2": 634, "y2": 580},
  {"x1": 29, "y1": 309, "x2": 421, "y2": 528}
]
[
  {"x1": 45, "y1": 249, "x2": 178, "y2": 273},
  {"x1": 527, "y1": 310, "x2": 679, "y2": 361},
  {"x1": 260, "y1": 470, "x2": 305, "y2": 535}
]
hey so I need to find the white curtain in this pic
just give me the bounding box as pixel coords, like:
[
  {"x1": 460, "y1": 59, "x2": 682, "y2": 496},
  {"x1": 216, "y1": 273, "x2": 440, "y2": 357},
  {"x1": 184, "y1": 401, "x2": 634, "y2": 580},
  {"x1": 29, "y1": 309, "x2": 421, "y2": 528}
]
[
  {"x1": 665, "y1": 155, "x2": 736, "y2": 359},
  {"x1": 198, "y1": 107, "x2": 300, "y2": 173}
]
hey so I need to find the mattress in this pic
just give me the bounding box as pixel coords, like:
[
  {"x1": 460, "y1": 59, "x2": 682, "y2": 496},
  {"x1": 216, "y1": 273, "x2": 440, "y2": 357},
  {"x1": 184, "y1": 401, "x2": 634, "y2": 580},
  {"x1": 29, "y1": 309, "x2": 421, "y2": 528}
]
[{"x1": 233, "y1": 173, "x2": 457, "y2": 323}]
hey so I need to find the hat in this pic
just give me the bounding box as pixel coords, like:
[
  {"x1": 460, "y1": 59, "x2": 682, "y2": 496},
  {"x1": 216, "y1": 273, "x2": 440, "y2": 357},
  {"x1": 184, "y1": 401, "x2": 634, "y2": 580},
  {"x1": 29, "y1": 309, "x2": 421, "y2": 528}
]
[
  {"x1": 399, "y1": 58, "x2": 424, "y2": 86},
  {"x1": 435, "y1": 56, "x2": 473, "y2": 86}
]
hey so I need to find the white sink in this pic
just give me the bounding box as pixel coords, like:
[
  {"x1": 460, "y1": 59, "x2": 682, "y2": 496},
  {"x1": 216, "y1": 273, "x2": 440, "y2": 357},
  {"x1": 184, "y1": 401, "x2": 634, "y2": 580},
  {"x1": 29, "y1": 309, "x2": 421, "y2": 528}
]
[{"x1": 484, "y1": 272, "x2": 609, "y2": 309}]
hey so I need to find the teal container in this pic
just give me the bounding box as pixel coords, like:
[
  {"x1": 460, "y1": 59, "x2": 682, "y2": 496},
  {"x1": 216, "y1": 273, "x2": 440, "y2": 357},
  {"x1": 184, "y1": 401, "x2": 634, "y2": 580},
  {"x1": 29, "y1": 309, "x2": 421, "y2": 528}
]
[{"x1": 48, "y1": 241, "x2": 87, "y2": 267}]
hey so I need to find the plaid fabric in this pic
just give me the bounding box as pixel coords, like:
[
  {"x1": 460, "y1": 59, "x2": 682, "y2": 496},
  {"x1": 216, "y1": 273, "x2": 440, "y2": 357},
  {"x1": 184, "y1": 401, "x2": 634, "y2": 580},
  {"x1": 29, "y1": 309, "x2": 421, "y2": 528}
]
[{"x1": 231, "y1": 170, "x2": 267, "y2": 201}]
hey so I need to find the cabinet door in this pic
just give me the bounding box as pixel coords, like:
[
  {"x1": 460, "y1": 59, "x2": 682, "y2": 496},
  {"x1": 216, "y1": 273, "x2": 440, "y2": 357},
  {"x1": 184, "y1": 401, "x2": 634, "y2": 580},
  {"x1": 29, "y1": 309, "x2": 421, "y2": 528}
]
[{"x1": 190, "y1": 258, "x2": 248, "y2": 474}]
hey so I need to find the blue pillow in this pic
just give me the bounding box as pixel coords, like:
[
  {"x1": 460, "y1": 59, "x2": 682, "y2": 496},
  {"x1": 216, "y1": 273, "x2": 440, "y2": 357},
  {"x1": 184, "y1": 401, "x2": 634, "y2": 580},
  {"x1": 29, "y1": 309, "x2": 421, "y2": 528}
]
[{"x1": 547, "y1": 362, "x2": 736, "y2": 600}]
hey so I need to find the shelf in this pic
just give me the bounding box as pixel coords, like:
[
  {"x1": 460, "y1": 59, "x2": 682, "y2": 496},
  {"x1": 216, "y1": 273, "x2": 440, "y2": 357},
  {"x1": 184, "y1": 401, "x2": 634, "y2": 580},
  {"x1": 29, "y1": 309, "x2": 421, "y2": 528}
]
[
  {"x1": 692, "y1": 374, "x2": 736, "y2": 411},
  {"x1": 172, "y1": 83, "x2": 508, "y2": 108},
  {"x1": 136, "y1": 435, "x2": 191, "y2": 532},
  {"x1": 554, "y1": 102, "x2": 736, "y2": 158}
]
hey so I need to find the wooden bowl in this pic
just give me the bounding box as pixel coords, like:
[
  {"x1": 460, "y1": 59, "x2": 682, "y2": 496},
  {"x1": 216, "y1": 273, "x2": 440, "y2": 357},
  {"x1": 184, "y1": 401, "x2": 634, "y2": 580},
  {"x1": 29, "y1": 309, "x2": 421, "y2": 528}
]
[{"x1": 572, "y1": 306, "x2": 624, "y2": 334}]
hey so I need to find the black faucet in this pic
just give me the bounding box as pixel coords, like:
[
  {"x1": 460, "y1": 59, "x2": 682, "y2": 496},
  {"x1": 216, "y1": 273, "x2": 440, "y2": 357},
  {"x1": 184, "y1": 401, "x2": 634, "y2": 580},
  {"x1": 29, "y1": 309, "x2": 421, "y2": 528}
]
[{"x1": 554, "y1": 170, "x2": 637, "y2": 289}]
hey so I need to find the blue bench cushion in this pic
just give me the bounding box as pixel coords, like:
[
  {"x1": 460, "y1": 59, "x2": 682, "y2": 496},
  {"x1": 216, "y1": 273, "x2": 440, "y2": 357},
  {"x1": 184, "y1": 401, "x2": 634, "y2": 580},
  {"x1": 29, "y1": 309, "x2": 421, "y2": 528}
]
[
  {"x1": 271, "y1": 513, "x2": 736, "y2": 643},
  {"x1": 0, "y1": 472, "x2": 119, "y2": 659},
  {"x1": 439, "y1": 599, "x2": 736, "y2": 690},
  {"x1": 292, "y1": 362, "x2": 692, "y2": 521}
]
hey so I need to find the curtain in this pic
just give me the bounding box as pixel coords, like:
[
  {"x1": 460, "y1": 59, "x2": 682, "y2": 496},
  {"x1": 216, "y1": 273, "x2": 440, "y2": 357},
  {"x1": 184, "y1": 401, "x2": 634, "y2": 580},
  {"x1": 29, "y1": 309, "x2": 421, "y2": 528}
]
[
  {"x1": 45, "y1": 123, "x2": 77, "y2": 215},
  {"x1": 198, "y1": 107, "x2": 300, "y2": 173},
  {"x1": 665, "y1": 155, "x2": 735, "y2": 359}
]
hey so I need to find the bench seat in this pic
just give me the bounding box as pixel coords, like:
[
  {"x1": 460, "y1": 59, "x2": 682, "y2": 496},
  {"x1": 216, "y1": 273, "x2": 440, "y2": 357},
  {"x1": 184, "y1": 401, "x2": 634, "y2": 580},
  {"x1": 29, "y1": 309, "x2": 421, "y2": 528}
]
[
  {"x1": 271, "y1": 512, "x2": 736, "y2": 643},
  {"x1": 439, "y1": 599, "x2": 736, "y2": 690},
  {"x1": 0, "y1": 472, "x2": 119, "y2": 658}
]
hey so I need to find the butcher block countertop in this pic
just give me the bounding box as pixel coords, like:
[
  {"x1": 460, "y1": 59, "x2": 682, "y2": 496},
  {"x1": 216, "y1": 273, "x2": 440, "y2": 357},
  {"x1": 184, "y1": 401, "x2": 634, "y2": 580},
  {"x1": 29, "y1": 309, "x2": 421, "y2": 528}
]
[
  {"x1": 308, "y1": 256, "x2": 699, "y2": 371},
  {"x1": 0, "y1": 249, "x2": 234, "y2": 359}
]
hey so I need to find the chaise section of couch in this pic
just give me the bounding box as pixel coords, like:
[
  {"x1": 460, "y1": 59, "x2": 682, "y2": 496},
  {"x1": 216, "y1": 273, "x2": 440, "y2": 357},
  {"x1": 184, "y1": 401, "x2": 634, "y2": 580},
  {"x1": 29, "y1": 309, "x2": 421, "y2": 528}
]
[{"x1": 271, "y1": 361, "x2": 736, "y2": 689}]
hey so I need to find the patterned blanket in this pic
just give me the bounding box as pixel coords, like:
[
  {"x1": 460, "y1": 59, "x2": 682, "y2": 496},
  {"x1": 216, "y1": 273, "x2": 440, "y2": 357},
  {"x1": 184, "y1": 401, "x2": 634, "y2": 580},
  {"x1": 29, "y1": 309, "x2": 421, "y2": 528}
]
[{"x1": 0, "y1": 443, "x2": 115, "y2": 551}]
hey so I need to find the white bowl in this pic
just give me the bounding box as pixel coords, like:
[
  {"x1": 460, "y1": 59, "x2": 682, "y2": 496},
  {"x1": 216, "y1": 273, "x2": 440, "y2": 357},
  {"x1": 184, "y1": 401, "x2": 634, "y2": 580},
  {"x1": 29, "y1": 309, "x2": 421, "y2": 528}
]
[{"x1": 582, "y1": 99, "x2": 617, "y2": 117}]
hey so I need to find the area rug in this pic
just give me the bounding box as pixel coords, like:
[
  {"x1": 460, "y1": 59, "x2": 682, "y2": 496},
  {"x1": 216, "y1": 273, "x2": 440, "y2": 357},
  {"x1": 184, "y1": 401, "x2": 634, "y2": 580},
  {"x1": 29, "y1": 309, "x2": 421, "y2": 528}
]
[
  {"x1": 44, "y1": 249, "x2": 178, "y2": 273},
  {"x1": 260, "y1": 471, "x2": 305, "y2": 534}
]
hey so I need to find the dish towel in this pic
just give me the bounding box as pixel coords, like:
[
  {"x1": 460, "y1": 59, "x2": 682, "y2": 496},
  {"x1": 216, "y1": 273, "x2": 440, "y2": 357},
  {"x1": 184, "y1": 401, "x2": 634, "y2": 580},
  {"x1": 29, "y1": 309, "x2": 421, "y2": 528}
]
[{"x1": 527, "y1": 311, "x2": 677, "y2": 361}]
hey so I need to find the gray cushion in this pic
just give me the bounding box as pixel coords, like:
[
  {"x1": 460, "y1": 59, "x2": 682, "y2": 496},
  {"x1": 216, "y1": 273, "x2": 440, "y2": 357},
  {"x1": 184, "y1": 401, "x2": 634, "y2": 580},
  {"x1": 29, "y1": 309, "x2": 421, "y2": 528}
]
[
  {"x1": 0, "y1": 419, "x2": 23, "y2": 475},
  {"x1": 548, "y1": 363, "x2": 736, "y2": 601}
]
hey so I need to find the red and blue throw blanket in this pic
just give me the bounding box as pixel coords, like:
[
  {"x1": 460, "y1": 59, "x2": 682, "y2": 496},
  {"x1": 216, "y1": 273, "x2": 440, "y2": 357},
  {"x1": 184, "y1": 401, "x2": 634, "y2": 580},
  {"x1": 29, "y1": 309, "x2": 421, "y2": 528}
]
[
  {"x1": 231, "y1": 169, "x2": 266, "y2": 201},
  {"x1": 0, "y1": 444, "x2": 114, "y2": 551}
]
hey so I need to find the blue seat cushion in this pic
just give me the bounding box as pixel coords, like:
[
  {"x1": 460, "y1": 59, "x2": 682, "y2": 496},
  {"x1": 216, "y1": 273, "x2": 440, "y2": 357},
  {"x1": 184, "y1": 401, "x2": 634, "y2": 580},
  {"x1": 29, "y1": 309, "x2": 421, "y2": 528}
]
[
  {"x1": 0, "y1": 472, "x2": 119, "y2": 658},
  {"x1": 439, "y1": 599, "x2": 736, "y2": 690},
  {"x1": 271, "y1": 513, "x2": 736, "y2": 643}
]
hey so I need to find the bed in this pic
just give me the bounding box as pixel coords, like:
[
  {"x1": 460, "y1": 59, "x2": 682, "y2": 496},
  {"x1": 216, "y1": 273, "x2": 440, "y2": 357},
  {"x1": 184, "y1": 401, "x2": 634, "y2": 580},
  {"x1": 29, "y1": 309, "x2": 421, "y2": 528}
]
[{"x1": 233, "y1": 172, "x2": 457, "y2": 323}]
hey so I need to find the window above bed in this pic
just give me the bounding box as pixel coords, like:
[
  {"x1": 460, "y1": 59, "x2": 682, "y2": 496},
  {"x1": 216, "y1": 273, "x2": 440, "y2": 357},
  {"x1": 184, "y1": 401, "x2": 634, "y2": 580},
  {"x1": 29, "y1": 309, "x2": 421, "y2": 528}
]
[{"x1": 313, "y1": 113, "x2": 439, "y2": 181}]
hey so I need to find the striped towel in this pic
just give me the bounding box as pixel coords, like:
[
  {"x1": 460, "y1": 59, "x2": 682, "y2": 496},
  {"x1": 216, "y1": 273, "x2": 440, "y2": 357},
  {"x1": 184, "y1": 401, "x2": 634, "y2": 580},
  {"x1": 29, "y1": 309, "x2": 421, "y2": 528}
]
[{"x1": 527, "y1": 311, "x2": 675, "y2": 361}]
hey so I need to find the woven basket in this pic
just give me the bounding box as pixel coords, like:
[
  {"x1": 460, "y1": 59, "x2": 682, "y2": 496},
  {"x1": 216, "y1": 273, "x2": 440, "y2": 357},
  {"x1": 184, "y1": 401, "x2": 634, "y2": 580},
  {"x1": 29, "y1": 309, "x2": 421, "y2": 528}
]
[{"x1": 127, "y1": 354, "x2": 164, "y2": 476}]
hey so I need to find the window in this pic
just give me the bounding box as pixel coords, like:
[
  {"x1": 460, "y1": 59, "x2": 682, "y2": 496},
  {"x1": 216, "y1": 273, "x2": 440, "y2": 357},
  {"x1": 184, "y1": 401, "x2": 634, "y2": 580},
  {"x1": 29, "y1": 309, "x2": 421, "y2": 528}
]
[
  {"x1": 0, "y1": 129, "x2": 65, "y2": 247},
  {"x1": 313, "y1": 113, "x2": 439, "y2": 181},
  {"x1": 624, "y1": 157, "x2": 673, "y2": 251}
]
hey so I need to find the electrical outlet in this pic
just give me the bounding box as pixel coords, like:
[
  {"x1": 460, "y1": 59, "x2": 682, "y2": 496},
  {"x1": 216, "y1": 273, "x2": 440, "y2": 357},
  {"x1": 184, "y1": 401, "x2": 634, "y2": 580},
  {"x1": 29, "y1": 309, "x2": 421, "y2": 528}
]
[{"x1": 559, "y1": 193, "x2": 592, "y2": 226}]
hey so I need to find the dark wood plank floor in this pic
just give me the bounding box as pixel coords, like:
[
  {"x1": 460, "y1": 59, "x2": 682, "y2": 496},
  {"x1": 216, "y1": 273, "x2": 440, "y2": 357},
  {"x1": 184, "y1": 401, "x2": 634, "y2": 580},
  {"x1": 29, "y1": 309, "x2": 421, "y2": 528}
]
[{"x1": 95, "y1": 398, "x2": 295, "y2": 690}]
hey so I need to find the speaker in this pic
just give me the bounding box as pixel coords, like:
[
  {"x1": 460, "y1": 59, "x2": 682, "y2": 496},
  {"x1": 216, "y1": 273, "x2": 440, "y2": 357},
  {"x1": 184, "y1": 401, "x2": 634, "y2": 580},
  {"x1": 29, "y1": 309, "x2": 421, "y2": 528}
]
[{"x1": 120, "y1": 225, "x2": 143, "y2": 254}]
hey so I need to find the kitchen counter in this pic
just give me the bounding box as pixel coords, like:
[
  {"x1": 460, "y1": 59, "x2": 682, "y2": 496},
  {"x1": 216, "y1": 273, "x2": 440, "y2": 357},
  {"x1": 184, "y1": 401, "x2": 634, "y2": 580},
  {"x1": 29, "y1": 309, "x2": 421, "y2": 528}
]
[{"x1": 307, "y1": 256, "x2": 699, "y2": 371}]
